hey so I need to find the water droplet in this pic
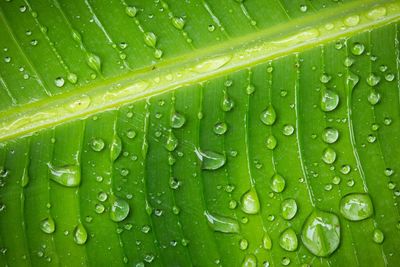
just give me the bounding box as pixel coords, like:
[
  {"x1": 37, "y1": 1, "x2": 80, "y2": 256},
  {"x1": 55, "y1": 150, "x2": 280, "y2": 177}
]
[
  {"x1": 67, "y1": 73, "x2": 78, "y2": 84},
  {"x1": 144, "y1": 32, "x2": 157, "y2": 48},
  {"x1": 4, "y1": 56, "x2": 11, "y2": 63},
  {"x1": 366, "y1": 73, "x2": 381, "y2": 87},
  {"x1": 171, "y1": 111, "x2": 186, "y2": 128},
  {"x1": 384, "y1": 168, "x2": 394, "y2": 177},
  {"x1": 126, "y1": 129, "x2": 136, "y2": 139},
  {"x1": 281, "y1": 198, "x2": 297, "y2": 220},
  {"x1": 54, "y1": 77, "x2": 65, "y2": 87},
  {"x1": 366, "y1": 7, "x2": 386, "y2": 20},
  {"x1": 241, "y1": 188, "x2": 260, "y2": 214},
  {"x1": 95, "y1": 203, "x2": 105, "y2": 214},
  {"x1": 172, "y1": 17, "x2": 185, "y2": 30},
  {"x1": 279, "y1": 228, "x2": 298, "y2": 251},
  {"x1": 40, "y1": 216, "x2": 55, "y2": 234},
  {"x1": 90, "y1": 138, "x2": 105, "y2": 152},
  {"x1": 195, "y1": 149, "x2": 226, "y2": 170},
  {"x1": 322, "y1": 127, "x2": 339, "y2": 144},
  {"x1": 193, "y1": 55, "x2": 231, "y2": 73},
  {"x1": 367, "y1": 134, "x2": 376, "y2": 143},
  {"x1": 154, "y1": 49, "x2": 163, "y2": 59},
  {"x1": 301, "y1": 210, "x2": 340, "y2": 257},
  {"x1": 214, "y1": 122, "x2": 228, "y2": 135},
  {"x1": 372, "y1": 228, "x2": 384, "y2": 244},
  {"x1": 221, "y1": 92, "x2": 234, "y2": 111},
  {"x1": 21, "y1": 167, "x2": 29, "y2": 187},
  {"x1": 125, "y1": 6, "x2": 137, "y2": 17},
  {"x1": 351, "y1": 43, "x2": 365, "y2": 55},
  {"x1": 340, "y1": 193, "x2": 373, "y2": 221},
  {"x1": 385, "y1": 73, "x2": 395, "y2": 82},
  {"x1": 165, "y1": 130, "x2": 178, "y2": 152},
  {"x1": 260, "y1": 105, "x2": 277, "y2": 125},
  {"x1": 48, "y1": 164, "x2": 80, "y2": 187},
  {"x1": 110, "y1": 135, "x2": 122, "y2": 161},
  {"x1": 282, "y1": 124, "x2": 295, "y2": 136},
  {"x1": 281, "y1": 257, "x2": 291, "y2": 266},
  {"x1": 73, "y1": 223, "x2": 88, "y2": 245},
  {"x1": 204, "y1": 211, "x2": 239, "y2": 233},
  {"x1": 321, "y1": 89, "x2": 339, "y2": 112},
  {"x1": 65, "y1": 95, "x2": 91, "y2": 112},
  {"x1": 344, "y1": 15, "x2": 360, "y2": 26},
  {"x1": 239, "y1": 239, "x2": 248, "y2": 250},
  {"x1": 266, "y1": 135, "x2": 277, "y2": 150},
  {"x1": 340, "y1": 165, "x2": 351, "y2": 174},
  {"x1": 300, "y1": 4, "x2": 308, "y2": 12},
  {"x1": 270, "y1": 173, "x2": 286, "y2": 193},
  {"x1": 86, "y1": 53, "x2": 101, "y2": 73},
  {"x1": 110, "y1": 197, "x2": 130, "y2": 222},
  {"x1": 320, "y1": 73, "x2": 331, "y2": 84},
  {"x1": 263, "y1": 233, "x2": 272, "y2": 250},
  {"x1": 97, "y1": 191, "x2": 108, "y2": 202},
  {"x1": 169, "y1": 177, "x2": 180, "y2": 190},
  {"x1": 332, "y1": 176, "x2": 341, "y2": 185},
  {"x1": 344, "y1": 57, "x2": 354, "y2": 67},
  {"x1": 322, "y1": 147, "x2": 336, "y2": 164},
  {"x1": 241, "y1": 254, "x2": 257, "y2": 267},
  {"x1": 246, "y1": 84, "x2": 255, "y2": 95}
]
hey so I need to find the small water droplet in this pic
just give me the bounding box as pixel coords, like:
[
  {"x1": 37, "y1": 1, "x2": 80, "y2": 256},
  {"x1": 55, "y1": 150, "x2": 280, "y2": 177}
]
[
  {"x1": 144, "y1": 32, "x2": 157, "y2": 48},
  {"x1": 260, "y1": 105, "x2": 277, "y2": 125},
  {"x1": 40, "y1": 216, "x2": 55, "y2": 234},
  {"x1": 321, "y1": 89, "x2": 339, "y2": 112},
  {"x1": 86, "y1": 53, "x2": 102, "y2": 73},
  {"x1": 125, "y1": 6, "x2": 137, "y2": 17},
  {"x1": 266, "y1": 135, "x2": 277, "y2": 150},
  {"x1": 241, "y1": 188, "x2": 260, "y2": 214},
  {"x1": 351, "y1": 43, "x2": 365, "y2": 56},
  {"x1": 372, "y1": 228, "x2": 384, "y2": 244},
  {"x1": 54, "y1": 77, "x2": 65, "y2": 88},
  {"x1": 110, "y1": 197, "x2": 130, "y2": 222},
  {"x1": 385, "y1": 73, "x2": 395, "y2": 82},
  {"x1": 171, "y1": 111, "x2": 186, "y2": 128},
  {"x1": 344, "y1": 15, "x2": 360, "y2": 26},
  {"x1": 239, "y1": 239, "x2": 248, "y2": 250},
  {"x1": 65, "y1": 95, "x2": 91, "y2": 112},
  {"x1": 322, "y1": 127, "x2": 339, "y2": 144},
  {"x1": 48, "y1": 164, "x2": 80, "y2": 187},
  {"x1": 67, "y1": 73, "x2": 78, "y2": 84},
  {"x1": 195, "y1": 149, "x2": 226, "y2": 170},
  {"x1": 165, "y1": 130, "x2": 178, "y2": 152},
  {"x1": 281, "y1": 198, "x2": 297, "y2": 220},
  {"x1": 366, "y1": 7, "x2": 386, "y2": 20},
  {"x1": 282, "y1": 124, "x2": 295, "y2": 136},
  {"x1": 90, "y1": 138, "x2": 105, "y2": 152},
  {"x1": 344, "y1": 57, "x2": 354, "y2": 67},
  {"x1": 322, "y1": 147, "x2": 336, "y2": 164},
  {"x1": 110, "y1": 135, "x2": 122, "y2": 161},
  {"x1": 270, "y1": 173, "x2": 286, "y2": 193},
  {"x1": 214, "y1": 122, "x2": 228, "y2": 135},
  {"x1": 263, "y1": 233, "x2": 272, "y2": 250},
  {"x1": 279, "y1": 228, "x2": 298, "y2": 251},
  {"x1": 221, "y1": 92, "x2": 234, "y2": 112},
  {"x1": 320, "y1": 73, "x2": 331, "y2": 84},
  {"x1": 366, "y1": 73, "x2": 381, "y2": 87},
  {"x1": 281, "y1": 257, "x2": 291, "y2": 266},
  {"x1": 193, "y1": 55, "x2": 231, "y2": 73},
  {"x1": 172, "y1": 17, "x2": 185, "y2": 30},
  {"x1": 299, "y1": 4, "x2": 308, "y2": 12},
  {"x1": 204, "y1": 211, "x2": 239, "y2": 233},
  {"x1": 73, "y1": 223, "x2": 88, "y2": 245},
  {"x1": 241, "y1": 254, "x2": 257, "y2": 267}
]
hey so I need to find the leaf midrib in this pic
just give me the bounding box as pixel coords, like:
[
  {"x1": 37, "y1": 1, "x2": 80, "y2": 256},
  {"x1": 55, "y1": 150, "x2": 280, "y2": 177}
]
[{"x1": 0, "y1": 0, "x2": 399, "y2": 142}]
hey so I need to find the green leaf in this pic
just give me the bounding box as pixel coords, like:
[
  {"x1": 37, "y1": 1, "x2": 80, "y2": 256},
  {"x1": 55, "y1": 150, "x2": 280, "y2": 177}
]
[{"x1": 0, "y1": 0, "x2": 400, "y2": 266}]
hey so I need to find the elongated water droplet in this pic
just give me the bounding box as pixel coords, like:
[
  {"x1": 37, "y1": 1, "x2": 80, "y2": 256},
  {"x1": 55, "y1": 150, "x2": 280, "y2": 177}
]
[
  {"x1": 372, "y1": 228, "x2": 384, "y2": 244},
  {"x1": 270, "y1": 173, "x2": 286, "y2": 193},
  {"x1": 368, "y1": 90, "x2": 381, "y2": 105},
  {"x1": 281, "y1": 198, "x2": 297, "y2": 220},
  {"x1": 301, "y1": 210, "x2": 340, "y2": 257},
  {"x1": 40, "y1": 216, "x2": 55, "y2": 234},
  {"x1": 321, "y1": 89, "x2": 339, "y2": 112},
  {"x1": 204, "y1": 211, "x2": 239, "y2": 233},
  {"x1": 65, "y1": 95, "x2": 91, "y2": 112},
  {"x1": 171, "y1": 111, "x2": 186, "y2": 128},
  {"x1": 110, "y1": 197, "x2": 130, "y2": 222},
  {"x1": 193, "y1": 55, "x2": 231, "y2": 73},
  {"x1": 266, "y1": 135, "x2": 277, "y2": 150},
  {"x1": 125, "y1": 6, "x2": 137, "y2": 17},
  {"x1": 344, "y1": 15, "x2": 360, "y2": 26},
  {"x1": 165, "y1": 130, "x2": 178, "y2": 151},
  {"x1": 241, "y1": 188, "x2": 260, "y2": 214},
  {"x1": 214, "y1": 122, "x2": 228, "y2": 135},
  {"x1": 110, "y1": 135, "x2": 122, "y2": 161},
  {"x1": 86, "y1": 53, "x2": 101, "y2": 73},
  {"x1": 74, "y1": 223, "x2": 88, "y2": 245},
  {"x1": 241, "y1": 254, "x2": 256, "y2": 267},
  {"x1": 72, "y1": 29, "x2": 82, "y2": 43},
  {"x1": 366, "y1": 74, "x2": 380, "y2": 88},
  {"x1": 172, "y1": 17, "x2": 185, "y2": 30},
  {"x1": 263, "y1": 233, "x2": 272, "y2": 250},
  {"x1": 21, "y1": 167, "x2": 29, "y2": 187},
  {"x1": 366, "y1": 7, "x2": 386, "y2": 20},
  {"x1": 322, "y1": 147, "x2": 336, "y2": 164},
  {"x1": 260, "y1": 105, "x2": 277, "y2": 125},
  {"x1": 90, "y1": 138, "x2": 105, "y2": 152},
  {"x1": 279, "y1": 228, "x2": 298, "y2": 251},
  {"x1": 346, "y1": 72, "x2": 359, "y2": 92},
  {"x1": 340, "y1": 193, "x2": 373, "y2": 221},
  {"x1": 195, "y1": 149, "x2": 226, "y2": 170},
  {"x1": 48, "y1": 164, "x2": 80, "y2": 187},
  {"x1": 144, "y1": 32, "x2": 157, "y2": 48},
  {"x1": 322, "y1": 127, "x2": 339, "y2": 144},
  {"x1": 221, "y1": 92, "x2": 234, "y2": 112}
]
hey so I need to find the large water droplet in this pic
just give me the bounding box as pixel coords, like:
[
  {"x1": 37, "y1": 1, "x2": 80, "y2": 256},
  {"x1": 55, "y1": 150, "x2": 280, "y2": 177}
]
[
  {"x1": 279, "y1": 228, "x2": 298, "y2": 251},
  {"x1": 322, "y1": 127, "x2": 339, "y2": 144},
  {"x1": 144, "y1": 32, "x2": 157, "y2": 48},
  {"x1": 110, "y1": 197, "x2": 130, "y2": 222},
  {"x1": 110, "y1": 135, "x2": 122, "y2": 161},
  {"x1": 195, "y1": 149, "x2": 226, "y2": 170},
  {"x1": 281, "y1": 198, "x2": 297, "y2": 220},
  {"x1": 48, "y1": 164, "x2": 80, "y2": 187},
  {"x1": 74, "y1": 223, "x2": 88, "y2": 245},
  {"x1": 171, "y1": 111, "x2": 186, "y2": 129},
  {"x1": 270, "y1": 173, "x2": 286, "y2": 193},
  {"x1": 204, "y1": 211, "x2": 239, "y2": 233},
  {"x1": 165, "y1": 130, "x2": 178, "y2": 152},
  {"x1": 339, "y1": 193, "x2": 373, "y2": 221},
  {"x1": 301, "y1": 210, "x2": 340, "y2": 257},
  {"x1": 322, "y1": 147, "x2": 336, "y2": 164},
  {"x1": 240, "y1": 188, "x2": 260, "y2": 214},
  {"x1": 260, "y1": 105, "x2": 277, "y2": 125},
  {"x1": 321, "y1": 89, "x2": 339, "y2": 112},
  {"x1": 40, "y1": 216, "x2": 55, "y2": 234}
]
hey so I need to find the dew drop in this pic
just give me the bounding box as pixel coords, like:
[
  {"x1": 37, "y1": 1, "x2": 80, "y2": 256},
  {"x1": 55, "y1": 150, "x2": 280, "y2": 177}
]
[
  {"x1": 67, "y1": 73, "x2": 78, "y2": 84},
  {"x1": 165, "y1": 130, "x2": 178, "y2": 152},
  {"x1": 48, "y1": 164, "x2": 80, "y2": 187},
  {"x1": 322, "y1": 147, "x2": 337, "y2": 164},
  {"x1": 86, "y1": 53, "x2": 102, "y2": 73},
  {"x1": 344, "y1": 15, "x2": 360, "y2": 26},
  {"x1": 214, "y1": 122, "x2": 228, "y2": 135},
  {"x1": 281, "y1": 198, "x2": 297, "y2": 220},
  {"x1": 366, "y1": 73, "x2": 381, "y2": 87},
  {"x1": 320, "y1": 73, "x2": 331, "y2": 84},
  {"x1": 263, "y1": 233, "x2": 272, "y2": 250},
  {"x1": 73, "y1": 223, "x2": 88, "y2": 245},
  {"x1": 54, "y1": 77, "x2": 65, "y2": 88},
  {"x1": 110, "y1": 197, "x2": 130, "y2": 222},
  {"x1": 144, "y1": 32, "x2": 157, "y2": 48},
  {"x1": 171, "y1": 111, "x2": 186, "y2": 128},
  {"x1": 372, "y1": 228, "x2": 384, "y2": 244},
  {"x1": 221, "y1": 92, "x2": 234, "y2": 112},
  {"x1": 266, "y1": 135, "x2": 277, "y2": 150},
  {"x1": 270, "y1": 173, "x2": 286, "y2": 193},
  {"x1": 90, "y1": 138, "x2": 105, "y2": 152},
  {"x1": 340, "y1": 193, "x2": 373, "y2": 221},
  {"x1": 195, "y1": 149, "x2": 226, "y2": 170},
  {"x1": 240, "y1": 188, "x2": 260, "y2": 215},
  {"x1": 322, "y1": 127, "x2": 339, "y2": 144},
  {"x1": 260, "y1": 105, "x2": 277, "y2": 125},
  {"x1": 40, "y1": 216, "x2": 55, "y2": 234},
  {"x1": 366, "y1": 7, "x2": 386, "y2": 20},
  {"x1": 351, "y1": 42, "x2": 365, "y2": 56},
  {"x1": 301, "y1": 210, "x2": 340, "y2": 257},
  {"x1": 125, "y1": 6, "x2": 137, "y2": 17},
  {"x1": 172, "y1": 17, "x2": 185, "y2": 30},
  {"x1": 193, "y1": 55, "x2": 231, "y2": 73},
  {"x1": 239, "y1": 239, "x2": 248, "y2": 250},
  {"x1": 282, "y1": 124, "x2": 295, "y2": 136},
  {"x1": 343, "y1": 57, "x2": 354, "y2": 67},
  {"x1": 241, "y1": 254, "x2": 257, "y2": 267},
  {"x1": 321, "y1": 89, "x2": 339, "y2": 112},
  {"x1": 110, "y1": 135, "x2": 122, "y2": 161},
  {"x1": 385, "y1": 73, "x2": 395, "y2": 82},
  {"x1": 279, "y1": 228, "x2": 298, "y2": 251},
  {"x1": 204, "y1": 211, "x2": 239, "y2": 233}
]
